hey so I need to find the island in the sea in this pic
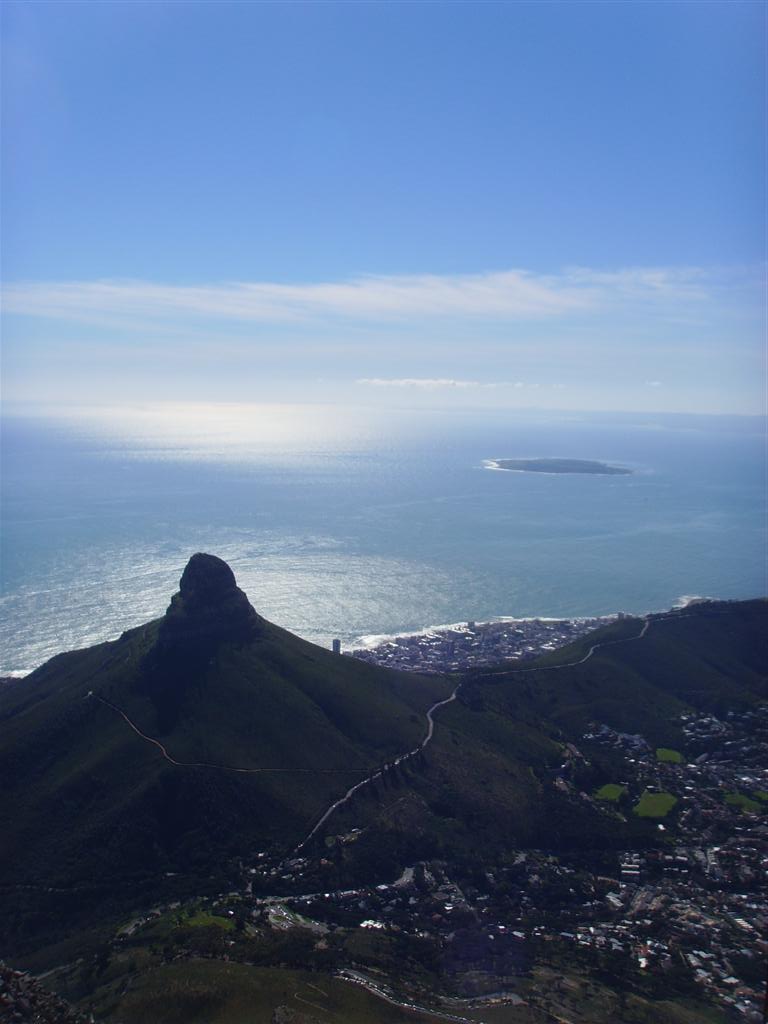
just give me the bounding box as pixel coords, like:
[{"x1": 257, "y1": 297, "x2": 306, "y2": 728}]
[{"x1": 489, "y1": 457, "x2": 632, "y2": 475}]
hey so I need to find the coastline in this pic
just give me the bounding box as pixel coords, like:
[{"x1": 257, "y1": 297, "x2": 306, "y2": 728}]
[
  {"x1": 0, "y1": 595, "x2": 726, "y2": 680},
  {"x1": 348, "y1": 594, "x2": 716, "y2": 653},
  {"x1": 345, "y1": 596, "x2": 733, "y2": 674}
]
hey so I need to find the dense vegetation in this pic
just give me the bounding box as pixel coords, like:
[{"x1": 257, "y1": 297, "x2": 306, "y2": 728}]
[{"x1": 494, "y1": 458, "x2": 631, "y2": 475}]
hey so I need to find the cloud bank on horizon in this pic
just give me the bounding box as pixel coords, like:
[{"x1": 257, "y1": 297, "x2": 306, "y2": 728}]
[{"x1": 2, "y1": 262, "x2": 763, "y2": 415}]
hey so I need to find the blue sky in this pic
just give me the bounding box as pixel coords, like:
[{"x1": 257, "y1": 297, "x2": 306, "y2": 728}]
[{"x1": 1, "y1": 0, "x2": 765, "y2": 413}]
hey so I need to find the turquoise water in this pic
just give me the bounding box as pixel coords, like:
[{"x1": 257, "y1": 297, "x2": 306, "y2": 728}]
[{"x1": 1, "y1": 404, "x2": 765, "y2": 675}]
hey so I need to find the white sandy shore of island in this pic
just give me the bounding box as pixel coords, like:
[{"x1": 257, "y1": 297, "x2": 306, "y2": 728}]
[{"x1": 481, "y1": 458, "x2": 634, "y2": 475}]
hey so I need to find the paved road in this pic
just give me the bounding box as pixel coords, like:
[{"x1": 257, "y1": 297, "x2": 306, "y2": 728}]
[
  {"x1": 479, "y1": 615, "x2": 651, "y2": 678},
  {"x1": 480, "y1": 608, "x2": 728, "y2": 679},
  {"x1": 295, "y1": 683, "x2": 461, "y2": 850},
  {"x1": 296, "y1": 611, "x2": 712, "y2": 847},
  {"x1": 336, "y1": 969, "x2": 486, "y2": 1024}
]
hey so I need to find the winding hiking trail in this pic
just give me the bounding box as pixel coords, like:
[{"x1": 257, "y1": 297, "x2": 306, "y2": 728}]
[{"x1": 86, "y1": 693, "x2": 368, "y2": 775}]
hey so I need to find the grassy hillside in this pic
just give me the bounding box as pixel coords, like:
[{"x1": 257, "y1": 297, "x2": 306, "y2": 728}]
[
  {"x1": 0, "y1": 556, "x2": 451, "y2": 959},
  {"x1": 85, "y1": 960, "x2": 450, "y2": 1024},
  {"x1": 1, "y1": 558, "x2": 764, "y2": 990},
  {"x1": 464, "y1": 600, "x2": 766, "y2": 740},
  {"x1": 315, "y1": 600, "x2": 766, "y2": 874}
]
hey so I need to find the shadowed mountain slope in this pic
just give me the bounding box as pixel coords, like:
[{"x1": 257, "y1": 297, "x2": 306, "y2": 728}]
[
  {"x1": 0, "y1": 555, "x2": 451, "y2": 955},
  {"x1": 1, "y1": 558, "x2": 765, "y2": 969}
]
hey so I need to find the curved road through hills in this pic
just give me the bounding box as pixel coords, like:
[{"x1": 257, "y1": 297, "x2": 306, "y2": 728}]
[
  {"x1": 295, "y1": 614, "x2": 661, "y2": 848},
  {"x1": 294, "y1": 684, "x2": 460, "y2": 850},
  {"x1": 296, "y1": 609, "x2": 722, "y2": 845},
  {"x1": 480, "y1": 614, "x2": 651, "y2": 677}
]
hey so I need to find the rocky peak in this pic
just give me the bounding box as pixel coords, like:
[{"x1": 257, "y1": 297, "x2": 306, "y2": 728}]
[
  {"x1": 178, "y1": 552, "x2": 241, "y2": 608},
  {"x1": 157, "y1": 553, "x2": 260, "y2": 653},
  {"x1": 140, "y1": 554, "x2": 262, "y2": 731}
]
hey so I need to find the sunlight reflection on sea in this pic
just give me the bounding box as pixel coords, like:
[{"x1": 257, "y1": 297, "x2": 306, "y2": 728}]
[{"x1": 1, "y1": 403, "x2": 765, "y2": 675}]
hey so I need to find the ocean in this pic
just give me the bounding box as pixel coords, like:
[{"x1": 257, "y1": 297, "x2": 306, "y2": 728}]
[{"x1": 1, "y1": 403, "x2": 765, "y2": 676}]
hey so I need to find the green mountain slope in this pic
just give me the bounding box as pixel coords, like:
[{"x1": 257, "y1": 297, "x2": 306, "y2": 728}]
[
  {"x1": 1, "y1": 554, "x2": 764, "y2": 982},
  {"x1": 0, "y1": 554, "x2": 451, "y2": 956},
  {"x1": 314, "y1": 600, "x2": 767, "y2": 875}
]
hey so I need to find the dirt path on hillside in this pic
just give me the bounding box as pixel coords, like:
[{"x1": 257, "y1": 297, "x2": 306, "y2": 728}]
[{"x1": 87, "y1": 692, "x2": 368, "y2": 775}]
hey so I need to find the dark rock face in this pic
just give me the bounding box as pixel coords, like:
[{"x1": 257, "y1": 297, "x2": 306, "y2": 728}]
[
  {"x1": 142, "y1": 554, "x2": 262, "y2": 730},
  {"x1": 179, "y1": 552, "x2": 240, "y2": 602},
  {"x1": 162, "y1": 552, "x2": 258, "y2": 644}
]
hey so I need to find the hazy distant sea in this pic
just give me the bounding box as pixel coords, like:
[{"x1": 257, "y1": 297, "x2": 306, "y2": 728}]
[{"x1": 1, "y1": 404, "x2": 765, "y2": 676}]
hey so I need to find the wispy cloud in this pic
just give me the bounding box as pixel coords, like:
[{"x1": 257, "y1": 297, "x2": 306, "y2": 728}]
[
  {"x1": 357, "y1": 378, "x2": 550, "y2": 390},
  {"x1": 357, "y1": 378, "x2": 485, "y2": 390},
  {"x1": 1, "y1": 265, "x2": 718, "y2": 329}
]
